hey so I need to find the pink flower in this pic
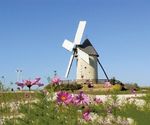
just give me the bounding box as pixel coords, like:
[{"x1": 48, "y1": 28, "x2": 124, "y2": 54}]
[
  {"x1": 103, "y1": 82, "x2": 112, "y2": 88},
  {"x1": 24, "y1": 77, "x2": 42, "y2": 87},
  {"x1": 37, "y1": 83, "x2": 44, "y2": 87},
  {"x1": 35, "y1": 77, "x2": 41, "y2": 81},
  {"x1": 131, "y1": 89, "x2": 136, "y2": 96},
  {"x1": 16, "y1": 82, "x2": 25, "y2": 89},
  {"x1": 57, "y1": 91, "x2": 73, "y2": 105},
  {"x1": 93, "y1": 97, "x2": 103, "y2": 104},
  {"x1": 16, "y1": 77, "x2": 43, "y2": 90},
  {"x1": 24, "y1": 80, "x2": 32, "y2": 87},
  {"x1": 31, "y1": 77, "x2": 41, "y2": 85},
  {"x1": 52, "y1": 77, "x2": 61, "y2": 85},
  {"x1": 82, "y1": 109, "x2": 91, "y2": 121},
  {"x1": 73, "y1": 91, "x2": 89, "y2": 105}
]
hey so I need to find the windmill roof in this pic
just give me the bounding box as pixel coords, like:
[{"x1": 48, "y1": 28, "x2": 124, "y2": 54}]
[{"x1": 78, "y1": 39, "x2": 99, "y2": 56}]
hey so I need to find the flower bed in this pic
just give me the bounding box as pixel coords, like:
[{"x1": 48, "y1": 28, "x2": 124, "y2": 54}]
[{"x1": 1, "y1": 77, "x2": 150, "y2": 125}]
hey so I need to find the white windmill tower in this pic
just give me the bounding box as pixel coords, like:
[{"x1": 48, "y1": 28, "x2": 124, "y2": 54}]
[{"x1": 62, "y1": 21, "x2": 109, "y2": 83}]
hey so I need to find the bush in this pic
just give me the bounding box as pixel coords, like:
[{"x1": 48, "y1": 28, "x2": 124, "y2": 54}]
[
  {"x1": 111, "y1": 84, "x2": 122, "y2": 92},
  {"x1": 45, "y1": 83, "x2": 83, "y2": 92},
  {"x1": 109, "y1": 77, "x2": 128, "y2": 91},
  {"x1": 110, "y1": 77, "x2": 122, "y2": 85}
]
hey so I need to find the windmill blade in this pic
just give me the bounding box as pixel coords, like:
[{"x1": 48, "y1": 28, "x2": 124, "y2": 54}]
[
  {"x1": 65, "y1": 54, "x2": 74, "y2": 78},
  {"x1": 74, "y1": 21, "x2": 86, "y2": 45},
  {"x1": 97, "y1": 59, "x2": 109, "y2": 82},
  {"x1": 78, "y1": 48, "x2": 90, "y2": 64},
  {"x1": 62, "y1": 39, "x2": 74, "y2": 52}
]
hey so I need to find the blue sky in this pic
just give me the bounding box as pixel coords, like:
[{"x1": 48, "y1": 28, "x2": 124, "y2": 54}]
[{"x1": 0, "y1": 0, "x2": 150, "y2": 87}]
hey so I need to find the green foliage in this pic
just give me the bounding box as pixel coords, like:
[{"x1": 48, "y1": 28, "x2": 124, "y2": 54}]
[
  {"x1": 110, "y1": 77, "x2": 122, "y2": 85},
  {"x1": 45, "y1": 83, "x2": 83, "y2": 92},
  {"x1": 0, "y1": 92, "x2": 37, "y2": 103},
  {"x1": 4, "y1": 91, "x2": 79, "y2": 125},
  {"x1": 111, "y1": 84, "x2": 122, "y2": 92},
  {"x1": 138, "y1": 93, "x2": 150, "y2": 109},
  {"x1": 109, "y1": 77, "x2": 127, "y2": 91},
  {"x1": 118, "y1": 101, "x2": 150, "y2": 125}
]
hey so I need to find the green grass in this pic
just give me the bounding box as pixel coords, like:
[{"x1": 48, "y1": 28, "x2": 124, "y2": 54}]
[
  {"x1": 0, "y1": 92, "x2": 38, "y2": 103},
  {"x1": 118, "y1": 97, "x2": 150, "y2": 125},
  {"x1": 1, "y1": 89, "x2": 150, "y2": 125},
  {"x1": 75, "y1": 88, "x2": 150, "y2": 95}
]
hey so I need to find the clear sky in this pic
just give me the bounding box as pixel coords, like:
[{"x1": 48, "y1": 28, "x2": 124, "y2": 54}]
[{"x1": 0, "y1": 0, "x2": 150, "y2": 87}]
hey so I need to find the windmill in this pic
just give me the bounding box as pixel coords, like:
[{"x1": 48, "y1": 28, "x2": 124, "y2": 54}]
[{"x1": 62, "y1": 21, "x2": 109, "y2": 83}]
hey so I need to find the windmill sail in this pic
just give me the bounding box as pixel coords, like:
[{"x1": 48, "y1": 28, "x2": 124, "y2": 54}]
[
  {"x1": 65, "y1": 54, "x2": 74, "y2": 78},
  {"x1": 74, "y1": 21, "x2": 86, "y2": 45},
  {"x1": 62, "y1": 39, "x2": 74, "y2": 52}
]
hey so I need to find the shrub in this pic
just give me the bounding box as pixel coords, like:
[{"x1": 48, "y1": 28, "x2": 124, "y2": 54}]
[
  {"x1": 109, "y1": 77, "x2": 128, "y2": 91},
  {"x1": 45, "y1": 83, "x2": 83, "y2": 92},
  {"x1": 111, "y1": 84, "x2": 122, "y2": 92},
  {"x1": 110, "y1": 77, "x2": 122, "y2": 85}
]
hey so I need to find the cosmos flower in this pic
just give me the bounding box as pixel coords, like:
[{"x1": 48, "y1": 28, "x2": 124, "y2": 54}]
[
  {"x1": 103, "y1": 82, "x2": 112, "y2": 88},
  {"x1": 82, "y1": 109, "x2": 91, "y2": 121},
  {"x1": 52, "y1": 76, "x2": 61, "y2": 85},
  {"x1": 131, "y1": 88, "x2": 136, "y2": 96},
  {"x1": 73, "y1": 91, "x2": 90, "y2": 105},
  {"x1": 16, "y1": 82, "x2": 25, "y2": 89},
  {"x1": 93, "y1": 97, "x2": 103, "y2": 104},
  {"x1": 16, "y1": 77, "x2": 43, "y2": 90},
  {"x1": 24, "y1": 80, "x2": 32, "y2": 88},
  {"x1": 57, "y1": 91, "x2": 73, "y2": 105},
  {"x1": 37, "y1": 83, "x2": 44, "y2": 87},
  {"x1": 31, "y1": 77, "x2": 41, "y2": 85}
]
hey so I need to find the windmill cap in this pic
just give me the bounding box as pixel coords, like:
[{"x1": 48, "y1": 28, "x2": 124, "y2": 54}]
[{"x1": 77, "y1": 39, "x2": 99, "y2": 57}]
